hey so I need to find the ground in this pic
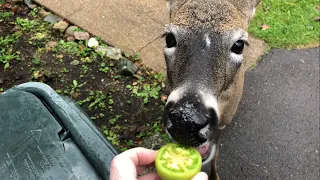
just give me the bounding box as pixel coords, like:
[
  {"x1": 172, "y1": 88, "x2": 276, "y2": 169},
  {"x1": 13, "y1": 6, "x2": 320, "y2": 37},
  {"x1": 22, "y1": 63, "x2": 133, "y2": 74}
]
[{"x1": 0, "y1": 2, "x2": 170, "y2": 152}]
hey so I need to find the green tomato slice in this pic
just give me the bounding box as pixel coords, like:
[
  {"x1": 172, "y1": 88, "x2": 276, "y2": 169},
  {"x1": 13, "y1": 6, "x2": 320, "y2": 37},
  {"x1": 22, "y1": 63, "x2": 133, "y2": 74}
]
[{"x1": 155, "y1": 143, "x2": 202, "y2": 180}]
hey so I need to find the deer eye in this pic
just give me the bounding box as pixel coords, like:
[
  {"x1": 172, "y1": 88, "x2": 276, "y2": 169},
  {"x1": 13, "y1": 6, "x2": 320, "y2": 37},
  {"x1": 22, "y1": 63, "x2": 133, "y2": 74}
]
[
  {"x1": 166, "y1": 33, "x2": 177, "y2": 48},
  {"x1": 231, "y1": 40, "x2": 244, "y2": 54}
]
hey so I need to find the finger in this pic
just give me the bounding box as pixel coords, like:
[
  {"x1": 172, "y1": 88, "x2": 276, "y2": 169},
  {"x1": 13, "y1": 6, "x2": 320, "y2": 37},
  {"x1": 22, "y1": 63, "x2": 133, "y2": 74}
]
[
  {"x1": 110, "y1": 156, "x2": 136, "y2": 180},
  {"x1": 191, "y1": 172, "x2": 208, "y2": 180},
  {"x1": 137, "y1": 162, "x2": 155, "y2": 174},
  {"x1": 138, "y1": 172, "x2": 161, "y2": 180},
  {"x1": 120, "y1": 147, "x2": 157, "y2": 166}
]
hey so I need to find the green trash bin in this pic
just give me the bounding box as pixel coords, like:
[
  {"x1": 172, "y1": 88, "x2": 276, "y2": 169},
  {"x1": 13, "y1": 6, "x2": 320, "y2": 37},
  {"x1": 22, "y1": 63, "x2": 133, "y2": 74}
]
[{"x1": 0, "y1": 82, "x2": 118, "y2": 180}]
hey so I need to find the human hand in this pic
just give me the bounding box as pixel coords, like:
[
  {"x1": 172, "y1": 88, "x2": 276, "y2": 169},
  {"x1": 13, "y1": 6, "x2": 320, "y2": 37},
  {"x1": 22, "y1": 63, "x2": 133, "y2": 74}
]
[
  {"x1": 110, "y1": 147, "x2": 208, "y2": 180},
  {"x1": 110, "y1": 147, "x2": 159, "y2": 180}
]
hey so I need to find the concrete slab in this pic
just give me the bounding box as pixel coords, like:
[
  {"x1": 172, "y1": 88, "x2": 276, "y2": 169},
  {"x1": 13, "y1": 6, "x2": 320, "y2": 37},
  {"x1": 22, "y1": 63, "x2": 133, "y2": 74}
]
[
  {"x1": 244, "y1": 35, "x2": 268, "y2": 70},
  {"x1": 218, "y1": 48, "x2": 320, "y2": 179},
  {"x1": 35, "y1": 0, "x2": 90, "y2": 17},
  {"x1": 35, "y1": 0, "x2": 168, "y2": 74},
  {"x1": 34, "y1": 0, "x2": 266, "y2": 74}
]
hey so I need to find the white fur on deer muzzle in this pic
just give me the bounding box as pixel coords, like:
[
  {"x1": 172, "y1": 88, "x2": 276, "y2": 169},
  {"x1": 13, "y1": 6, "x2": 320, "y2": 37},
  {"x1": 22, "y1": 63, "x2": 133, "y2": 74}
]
[{"x1": 166, "y1": 85, "x2": 219, "y2": 119}]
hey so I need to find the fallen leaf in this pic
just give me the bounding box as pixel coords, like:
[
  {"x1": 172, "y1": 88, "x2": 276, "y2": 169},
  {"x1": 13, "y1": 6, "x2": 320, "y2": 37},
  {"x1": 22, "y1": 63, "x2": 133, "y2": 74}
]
[
  {"x1": 33, "y1": 71, "x2": 40, "y2": 79},
  {"x1": 3, "y1": 3, "x2": 12, "y2": 9},
  {"x1": 46, "y1": 41, "x2": 57, "y2": 48},
  {"x1": 132, "y1": 82, "x2": 138, "y2": 86},
  {"x1": 261, "y1": 24, "x2": 269, "y2": 31},
  {"x1": 313, "y1": 16, "x2": 320, "y2": 22},
  {"x1": 161, "y1": 95, "x2": 168, "y2": 102},
  {"x1": 56, "y1": 54, "x2": 64, "y2": 59}
]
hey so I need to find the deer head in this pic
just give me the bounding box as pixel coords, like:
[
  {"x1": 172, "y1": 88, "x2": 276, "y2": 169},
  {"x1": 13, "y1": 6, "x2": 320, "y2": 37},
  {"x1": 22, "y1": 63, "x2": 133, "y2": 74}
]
[{"x1": 163, "y1": 0, "x2": 261, "y2": 170}]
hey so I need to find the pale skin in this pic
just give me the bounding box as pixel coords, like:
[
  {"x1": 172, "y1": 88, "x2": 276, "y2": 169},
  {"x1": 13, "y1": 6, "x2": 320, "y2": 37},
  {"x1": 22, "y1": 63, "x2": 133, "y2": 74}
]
[{"x1": 110, "y1": 147, "x2": 208, "y2": 180}]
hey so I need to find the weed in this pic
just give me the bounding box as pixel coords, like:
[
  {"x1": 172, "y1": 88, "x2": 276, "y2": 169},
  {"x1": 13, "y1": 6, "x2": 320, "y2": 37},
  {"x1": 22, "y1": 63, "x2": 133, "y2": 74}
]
[
  {"x1": 69, "y1": 80, "x2": 84, "y2": 96},
  {"x1": 108, "y1": 98, "x2": 114, "y2": 105},
  {"x1": 80, "y1": 57, "x2": 94, "y2": 63},
  {"x1": 102, "y1": 126, "x2": 119, "y2": 146},
  {"x1": 78, "y1": 91, "x2": 107, "y2": 110},
  {"x1": 61, "y1": 67, "x2": 69, "y2": 73},
  {"x1": 16, "y1": 17, "x2": 40, "y2": 32},
  {"x1": 113, "y1": 75, "x2": 121, "y2": 80},
  {"x1": 109, "y1": 115, "x2": 122, "y2": 125},
  {"x1": 32, "y1": 57, "x2": 41, "y2": 65},
  {"x1": 132, "y1": 53, "x2": 140, "y2": 62},
  {"x1": 99, "y1": 62, "x2": 109, "y2": 73},
  {"x1": 0, "y1": 32, "x2": 21, "y2": 69},
  {"x1": 0, "y1": 49, "x2": 20, "y2": 69},
  {"x1": 0, "y1": 12, "x2": 13, "y2": 21},
  {"x1": 28, "y1": 8, "x2": 39, "y2": 17},
  {"x1": 126, "y1": 85, "x2": 133, "y2": 90},
  {"x1": 132, "y1": 84, "x2": 161, "y2": 104},
  {"x1": 74, "y1": 27, "x2": 86, "y2": 32},
  {"x1": 81, "y1": 65, "x2": 88, "y2": 74},
  {"x1": 0, "y1": 32, "x2": 21, "y2": 47}
]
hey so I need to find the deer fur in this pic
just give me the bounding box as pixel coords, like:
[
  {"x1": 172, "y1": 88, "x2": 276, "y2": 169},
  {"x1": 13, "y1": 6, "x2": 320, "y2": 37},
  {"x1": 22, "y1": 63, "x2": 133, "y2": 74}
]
[{"x1": 163, "y1": 1, "x2": 261, "y2": 179}]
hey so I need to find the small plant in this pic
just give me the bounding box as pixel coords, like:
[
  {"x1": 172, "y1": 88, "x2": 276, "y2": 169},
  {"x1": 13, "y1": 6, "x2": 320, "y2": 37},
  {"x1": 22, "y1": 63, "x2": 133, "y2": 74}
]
[
  {"x1": 16, "y1": 17, "x2": 40, "y2": 32},
  {"x1": 126, "y1": 85, "x2": 133, "y2": 90},
  {"x1": 69, "y1": 80, "x2": 84, "y2": 96},
  {"x1": 132, "y1": 84, "x2": 161, "y2": 104},
  {"x1": 78, "y1": 91, "x2": 108, "y2": 110},
  {"x1": 132, "y1": 53, "x2": 140, "y2": 62},
  {"x1": 0, "y1": 32, "x2": 21, "y2": 47},
  {"x1": 113, "y1": 75, "x2": 121, "y2": 80},
  {"x1": 0, "y1": 12, "x2": 13, "y2": 21},
  {"x1": 28, "y1": 8, "x2": 39, "y2": 17},
  {"x1": 61, "y1": 67, "x2": 69, "y2": 73},
  {"x1": 108, "y1": 98, "x2": 114, "y2": 105},
  {"x1": 81, "y1": 65, "x2": 88, "y2": 74},
  {"x1": 0, "y1": 50, "x2": 20, "y2": 70},
  {"x1": 99, "y1": 62, "x2": 109, "y2": 73},
  {"x1": 102, "y1": 126, "x2": 119, "y2": 146},
  {"x1": 109, "y1": 115, "x2": 122, "y2": 125},
  {"x1": 32, "y1": 57, "x2": 41, "y2": 65},
  {"x1": 74, "y1": 27, "x2": 85, "y2": 32}
]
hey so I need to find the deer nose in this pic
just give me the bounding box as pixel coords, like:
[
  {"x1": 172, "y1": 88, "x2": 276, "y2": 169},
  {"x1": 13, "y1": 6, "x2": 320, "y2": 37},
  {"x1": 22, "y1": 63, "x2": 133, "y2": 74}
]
[{"x1": 164, "y1": 102, "x2": 214, "y2": 146}]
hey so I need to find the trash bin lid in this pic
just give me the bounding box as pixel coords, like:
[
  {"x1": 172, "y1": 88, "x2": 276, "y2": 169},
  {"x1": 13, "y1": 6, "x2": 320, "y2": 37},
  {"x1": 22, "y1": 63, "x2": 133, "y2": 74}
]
[{"x1": 0, "y1": 83, "x2": 118, "y2": 180}]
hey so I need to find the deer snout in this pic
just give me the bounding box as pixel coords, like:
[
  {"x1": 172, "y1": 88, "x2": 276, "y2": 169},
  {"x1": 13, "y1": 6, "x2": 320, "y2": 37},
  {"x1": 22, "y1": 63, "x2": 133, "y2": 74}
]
[{"x1": 163, "y1": 99, "x2": 217, "y2": 147}]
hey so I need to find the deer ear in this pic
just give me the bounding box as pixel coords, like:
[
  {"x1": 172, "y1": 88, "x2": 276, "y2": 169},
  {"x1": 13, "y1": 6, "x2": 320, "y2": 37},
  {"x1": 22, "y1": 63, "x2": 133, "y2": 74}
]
[
  {"x1": 167, "y1": 0, "x2": 189, "y2": 17},
  {"x1": 227, "y1": 0, "x2": 261, "y2": 26}
]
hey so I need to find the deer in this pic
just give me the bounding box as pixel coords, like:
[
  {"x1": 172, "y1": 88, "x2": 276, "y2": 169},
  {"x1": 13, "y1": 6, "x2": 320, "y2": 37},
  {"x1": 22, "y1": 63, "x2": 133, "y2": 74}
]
[{"x1": 162, "y1": 0, "x2": 261, "y2": 179}]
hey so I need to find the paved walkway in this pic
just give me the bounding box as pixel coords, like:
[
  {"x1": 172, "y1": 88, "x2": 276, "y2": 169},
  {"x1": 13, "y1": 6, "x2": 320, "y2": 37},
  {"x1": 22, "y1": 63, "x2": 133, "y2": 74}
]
[
  {"x1": 218, "y1": 48, "x2": 320, "y2": 179},
  {"x1": 34, "y1": 0, "x2": 267, "y2": 74},
  {"x1": 35, "y1": 0, "x2": 169, "y2": 73}
]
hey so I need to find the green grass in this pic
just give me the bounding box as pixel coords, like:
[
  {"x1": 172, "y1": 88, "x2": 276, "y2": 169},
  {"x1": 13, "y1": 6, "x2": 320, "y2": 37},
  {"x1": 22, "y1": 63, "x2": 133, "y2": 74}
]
[{"x1": 249, "y1": 0, "x2": 320, "y2": 48}]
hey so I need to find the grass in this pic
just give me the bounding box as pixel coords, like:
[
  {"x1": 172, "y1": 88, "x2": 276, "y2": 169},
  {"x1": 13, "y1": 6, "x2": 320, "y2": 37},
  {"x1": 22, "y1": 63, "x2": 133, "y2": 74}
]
[{"x1": 249, "y1": 0, "x2": 320, "y2": 48}]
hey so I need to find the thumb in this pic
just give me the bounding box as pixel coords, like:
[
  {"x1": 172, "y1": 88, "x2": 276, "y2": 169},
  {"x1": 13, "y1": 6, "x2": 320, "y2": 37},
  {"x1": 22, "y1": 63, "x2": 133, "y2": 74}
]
[{"x1": 191, "y1": 172, "x2": 208, "y2": 180}]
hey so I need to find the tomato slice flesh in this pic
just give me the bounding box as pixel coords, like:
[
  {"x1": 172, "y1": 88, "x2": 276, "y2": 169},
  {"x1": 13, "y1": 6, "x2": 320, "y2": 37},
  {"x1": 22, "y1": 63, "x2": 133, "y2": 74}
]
[{"x1": 155, "y1": 143, "x2": 202, "y2": 180}]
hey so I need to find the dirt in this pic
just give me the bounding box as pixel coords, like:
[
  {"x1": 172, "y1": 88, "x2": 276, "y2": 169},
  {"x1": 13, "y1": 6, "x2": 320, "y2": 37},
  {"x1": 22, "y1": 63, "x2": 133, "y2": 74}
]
[{"x1": 0, "y1": 2, "x2": 168, "y2": 152}]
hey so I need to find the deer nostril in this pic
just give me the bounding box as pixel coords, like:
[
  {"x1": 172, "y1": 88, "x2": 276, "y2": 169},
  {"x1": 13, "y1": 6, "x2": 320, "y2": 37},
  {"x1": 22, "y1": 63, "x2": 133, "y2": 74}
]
[{"x1": 165, "y1": 105, "x2": 211, "y2": 146}]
